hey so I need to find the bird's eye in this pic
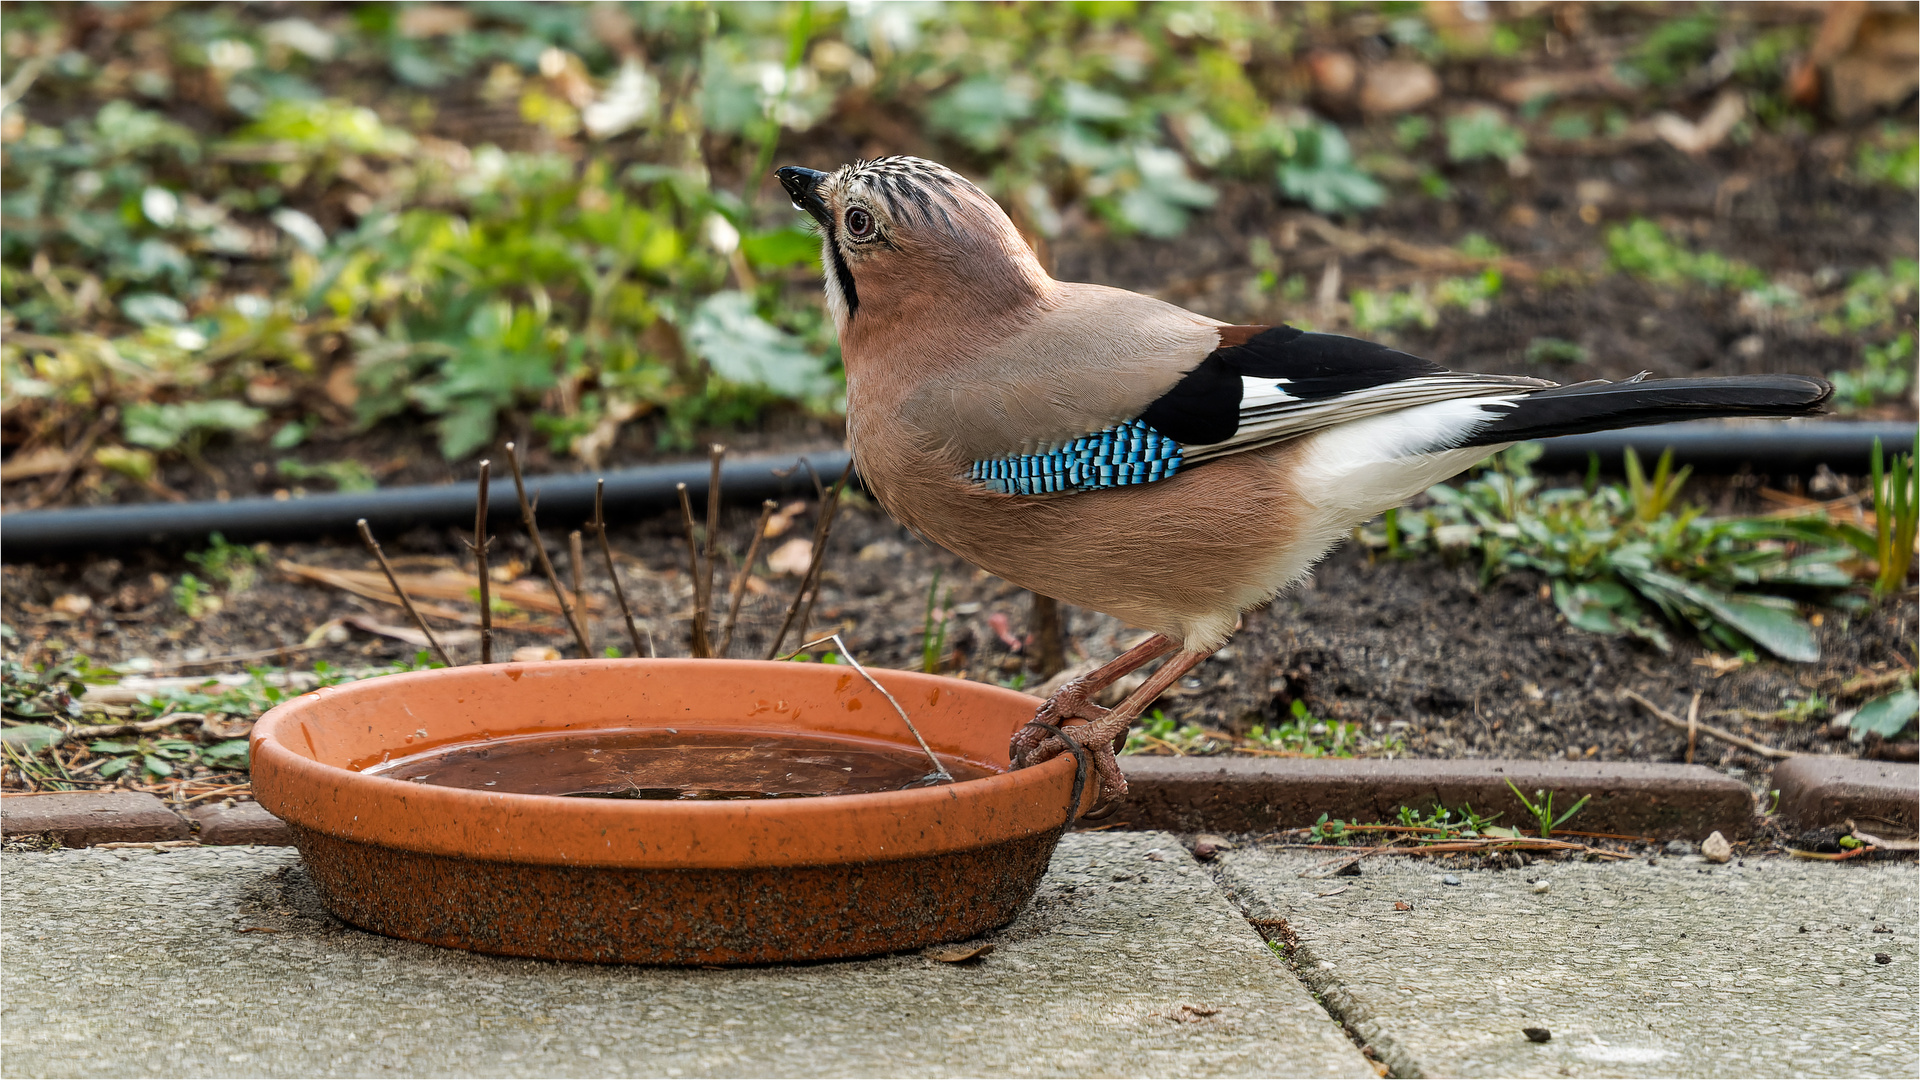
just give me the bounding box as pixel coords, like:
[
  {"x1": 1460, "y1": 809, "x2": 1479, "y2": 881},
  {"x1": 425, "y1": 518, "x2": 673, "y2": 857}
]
[{"x1": 846, "y1": 208, "x2": 873, "y2": 238}]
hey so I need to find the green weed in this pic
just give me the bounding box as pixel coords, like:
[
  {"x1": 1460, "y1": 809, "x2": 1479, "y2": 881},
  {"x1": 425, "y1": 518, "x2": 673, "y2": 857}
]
[
  {"x1": 185, "y1": 532, "x2": 267, "y2": 592},
  {"x1": 1605, "y1": 219, "x2": 1766, "y2": 291},
  {"x1": 1524, "y1": 337, "x2": 1588, "y2": 366},
  {"x1": 1363, "y1": 444, "x2": 1867, "y2": 662},
  {"x1": 1246, "y1": 700, "x2": 1366, "y2": 757},
  {"x1": 1505, "y1": 779, "x2": 1591, "y2": 839},
  {"x1": 1832, "y1": 333, "x2": 1914, "y2": 413},
  {"x1": 1124, "y1": 708, "x2": 1220, "y2": 756},
  {"x1": 276, "y1": 458, "x2": 378, "y2": 492},
  {"x1": 1445, "y1": 109, "x2": 1526, "y2": 164},
  {"x1": 170, "y1": 573, "x2": 215, "y2": 618},
  {"x1": 1855, "y1": 125, "x2": 1920, "y2": 191},
  {"x1": 920, "y1": 570, "x2": 953, "y2": 675},
  {"x1": 1869, "y1": 434, "x2": 1919, "y2": 597}
]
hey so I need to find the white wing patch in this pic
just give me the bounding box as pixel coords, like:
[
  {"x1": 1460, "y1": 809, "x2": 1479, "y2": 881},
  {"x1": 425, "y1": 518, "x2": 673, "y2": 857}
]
[
  {"x1": 1181, "y1": 372, "x2": 1544, "y2": 465},
  {"x1": 1239, "y1": 376, "x2": 1298, "y2": 409}
]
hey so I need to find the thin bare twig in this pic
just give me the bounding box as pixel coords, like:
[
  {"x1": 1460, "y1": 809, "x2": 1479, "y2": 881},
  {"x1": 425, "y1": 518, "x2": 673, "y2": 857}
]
[
  {"x1": 591, "y1": 478, "x2": 649, "y2": 658},
  {"x1": 357, "y1": 519, "x2": 453, "y2": 668},
  {"x1": 504, "y1": 442, "x2": 593, "y2": 657},
  {"x1": 1030, "y1": 593, "x2": 1066, "y2": 679},
  {"x1": 568, "y1": 529, "x2": 592, "y2": 655},
  {"x1": 473, "y1": 459, "x2": 493, "y2": 664},
  {"x1": 26, "y1": 407, "x2": 117, "y2": 510},
  {"x1": 1685, "y1": 691, "x2": 1701, "y2": 764},
  {"x1": 781, "y1": 633, "x2": 951, "y2": 784},
  {"x1": 676, "y1": 483, "x2": 709, "y2": 657},
  {"x1": 1623, "y1": 689, "x2": 1804, "y2": 760},
  {"x1": 767, "y1": 462, "x2": 853, "y2": 659},
  {"x1": 719, "y1": 499, "x2": 777, "y2": 659},
  {"x1": 794, "y1": 474, "x2": 849, "y2": 642},
  {"x1": 698, "y1": 444, "x2": 725, "y2": 656}
]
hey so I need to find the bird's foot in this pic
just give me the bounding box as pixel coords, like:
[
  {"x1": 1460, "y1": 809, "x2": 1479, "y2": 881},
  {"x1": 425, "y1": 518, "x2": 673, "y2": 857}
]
[
  {"x1": 1010, "y1": 678, "x2": 1110, "y2": 767},
  {"x1": 1012, "y1": 684, "x2": 1134, "y2": 808},
  {"x1": 1016, "y1": 712, "x2": 1134, "y2": 808}
]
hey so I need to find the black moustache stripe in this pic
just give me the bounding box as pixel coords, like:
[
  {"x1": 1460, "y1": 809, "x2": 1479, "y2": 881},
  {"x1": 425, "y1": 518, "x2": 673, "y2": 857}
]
[{"x1": 825, "y1": 223, "x2": 860, "y2": 317}]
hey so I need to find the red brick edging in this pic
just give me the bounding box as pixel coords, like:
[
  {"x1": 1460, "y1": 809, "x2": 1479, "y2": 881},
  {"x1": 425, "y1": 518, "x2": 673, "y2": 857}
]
[
  {"x1": 1114, "y1": 757, "x2": 1756, "y2": 840},
  {"x1": 1772, "y1": 757, "x2": 1919, "y2": 836},
  {"x1": 1, "y1": 791, "x2": 290, "y2": 847},
  {"x1": 3, "y1": 756, "x2": 1913, "y2": 848}
]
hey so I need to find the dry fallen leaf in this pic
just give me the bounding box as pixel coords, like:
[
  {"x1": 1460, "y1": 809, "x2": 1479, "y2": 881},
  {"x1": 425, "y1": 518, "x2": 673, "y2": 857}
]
[
  {"x1": 341, "y1": 615, "x2": 478, "y2": 649},
  {"x1": 767, "y1": 537, "x2": 813, "y2": 577},
  {"x1": 1394, "y1": 901, "x2": 1413, "y2": 911},
  {"x1": 512, "y1": 646, "x2": 562, "y2": 663},
  {"x1": 924, "y1": 942, "x2": 994, "y2": 963},
  {"x1": 1692, "y1": 653, "x2": 1745, "y2": 678},
  {"x1": 763, "y1": 500, "x2": 808, "y2": 538},
  {"x1": 52, "y1": 593, "x2": 93, "y2": 616},
  {"x1": 1359, "y1": 60, "x2": 1439, "y2": 114}
]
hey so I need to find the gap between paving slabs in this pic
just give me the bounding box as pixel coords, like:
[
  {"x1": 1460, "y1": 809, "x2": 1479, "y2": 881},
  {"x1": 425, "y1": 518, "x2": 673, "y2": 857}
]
[{"x1": 1212, "y1": 847, "x2": 1918, "y2": 1079}]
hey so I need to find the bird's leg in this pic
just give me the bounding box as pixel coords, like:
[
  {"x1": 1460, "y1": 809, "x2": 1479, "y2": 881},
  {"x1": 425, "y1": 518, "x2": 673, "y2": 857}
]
[
  {"x1": 1010, "y1": 634, "x2": 1175, "y2": 766},
  {"x1": 1016, "y1": 647, "x2": 1216, "y2": 807}
]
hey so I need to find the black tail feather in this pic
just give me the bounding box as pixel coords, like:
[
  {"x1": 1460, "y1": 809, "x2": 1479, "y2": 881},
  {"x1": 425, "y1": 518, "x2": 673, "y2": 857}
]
[{"x1": 1460, "y1": 374, "x2": 1833, "y2": 447}]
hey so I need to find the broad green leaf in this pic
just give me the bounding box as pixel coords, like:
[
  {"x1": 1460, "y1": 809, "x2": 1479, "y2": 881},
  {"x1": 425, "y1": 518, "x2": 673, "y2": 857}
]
[
  {"x1": 685, "y1": 291, "x2": 837, "y2": 400},
  {"x1": 1638, "y1": 570, "x2": 1819, "y2": 662},
  {"x1": 123, "y1": 400, "x2": 268, "y2": 451},
  {"x1": 741, "y1": 227, "x2": 821, "y2": 271},
  {"x1": 927, "y1": 75, "x2": 1036, "y2": 150},
  {"x1": 1851, "y1": 690, "x2": 1919, "y2": 740},
  {"x1": 201, "y1": 739, "x2": 251, "y2": 768}
]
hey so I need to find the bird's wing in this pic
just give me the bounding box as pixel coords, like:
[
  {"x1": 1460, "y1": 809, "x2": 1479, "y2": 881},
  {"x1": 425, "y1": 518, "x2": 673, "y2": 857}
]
[{"x1": 966, "y1": 322, "x2": 1551, "y2": 495}]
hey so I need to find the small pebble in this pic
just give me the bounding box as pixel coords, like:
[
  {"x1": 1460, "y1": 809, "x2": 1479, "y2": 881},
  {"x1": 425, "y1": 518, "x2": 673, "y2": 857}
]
[
  {"x1": 1191, "y1": 834, "x2": 1236, "y2": 861},
  {"x1": 1442, "y1": 874, "x2": 1461, "y2": 886},
  {"x1": 1665, "y1": 840, "x2": 1693, "y2": 856},
  {"x1": 1532, "y1": 879, "x2": 1550, "y2": 894},
  {"x1": 1523, "y1": 1027, "x2": 1552, "y2": 1043},
  {"x1": 1701, "y1": 831, "x2": 1732, "y2": 863},
  {"x1": 1875, "y1": 953, "x2": 1893, "y2": 965}
]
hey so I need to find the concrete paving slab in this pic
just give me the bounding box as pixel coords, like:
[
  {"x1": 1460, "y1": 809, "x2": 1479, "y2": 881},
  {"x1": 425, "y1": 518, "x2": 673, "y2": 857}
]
[
  {"x1": 1218, "y1": 848, "x2": 1918, "y2": 1078},
  {"x1": 1, "y1": 833, "x2": 1371, "y2": 1079}
]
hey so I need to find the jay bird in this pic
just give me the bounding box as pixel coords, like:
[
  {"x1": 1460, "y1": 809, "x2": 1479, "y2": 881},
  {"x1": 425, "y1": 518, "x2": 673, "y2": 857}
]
[{"x1": 776, "y1": 156, "x2": 1831, "y2": 806}]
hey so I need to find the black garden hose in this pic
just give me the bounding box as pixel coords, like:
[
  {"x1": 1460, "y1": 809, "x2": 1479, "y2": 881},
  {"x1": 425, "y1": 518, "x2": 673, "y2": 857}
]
[
  {"x1": 2, "y1": 449, "x2": 852, "y2": 557},
  {"x1": 1, "y1": 422, "x2": 1913, "y2": 558}
]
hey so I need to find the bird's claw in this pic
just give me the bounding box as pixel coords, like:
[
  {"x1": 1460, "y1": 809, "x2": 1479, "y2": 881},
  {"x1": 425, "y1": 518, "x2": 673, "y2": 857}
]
[
  {"x1": 1013, "y1": 682, "x2": 1133, "y2": 808},
  {"x1": 1011, "y1": 678, "x2": 1107, "y2": 768}
]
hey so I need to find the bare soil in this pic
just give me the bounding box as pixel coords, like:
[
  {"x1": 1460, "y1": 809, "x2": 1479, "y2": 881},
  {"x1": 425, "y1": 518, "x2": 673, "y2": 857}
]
[{"x1": 4, "y1": 489, "x2": 1913, "y2": 796}]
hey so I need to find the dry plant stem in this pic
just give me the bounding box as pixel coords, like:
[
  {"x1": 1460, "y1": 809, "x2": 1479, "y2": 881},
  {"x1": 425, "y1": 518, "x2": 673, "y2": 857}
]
[
  {"x1": 473, "y1": 459, "x2": 493, "y2": 664},
  {"x1": 1623, "y1": 689, "x2": 1804, "y2": 759},
  {"x1": 699, "y1": 444, "x2": 725, "y2": 654},
  {"x1": 788, "y1": 633, "x2": 952, "y2": 784},
  {"x1": 776, "y1": 462, "x2": 855, "y2": 658},
  {"x1": 1685, "y1": 691, "x2": 1701, "y2": 765},
  {"x1": 357, "y1": 519, "x2": 453, "y2": 668},
  {"x1": 26, "y1": 407, "x2": 116, "y2": 510},
  {"x1": 676, "y1": 483, "x2": 709, "y2": 657},
  {"x1": 568, "y1": 530, "x2": 592, "y2": 654},
  {"x1": 1029, "y1": 594, "x2": 1066, "y2": 679},
  {"x1": 591, "y1": 478, "x2": 649, "y2": 658},
  {"x1": 718, "y1": 499, "x2": 777, "y2": 659},
  {"x1": 504, "y1": 442, "x2": 594, "y2": 657}
]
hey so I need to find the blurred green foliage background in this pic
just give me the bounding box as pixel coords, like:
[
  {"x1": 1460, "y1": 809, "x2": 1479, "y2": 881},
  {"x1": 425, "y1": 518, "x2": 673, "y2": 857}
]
[{"x1": 1, "y1": 2, "x2": 1913, "y2": 499}]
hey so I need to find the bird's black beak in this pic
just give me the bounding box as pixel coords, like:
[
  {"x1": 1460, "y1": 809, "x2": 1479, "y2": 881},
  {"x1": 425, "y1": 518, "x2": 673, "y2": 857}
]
[{"x1": 776, "y1": 166, "x2": 832, "y2": 229}]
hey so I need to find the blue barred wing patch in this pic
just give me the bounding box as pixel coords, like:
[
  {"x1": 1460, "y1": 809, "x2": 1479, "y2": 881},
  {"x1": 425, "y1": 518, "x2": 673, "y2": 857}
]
[{"x1": 970, "y1": 419, "x2": 1184, "y2": 495}]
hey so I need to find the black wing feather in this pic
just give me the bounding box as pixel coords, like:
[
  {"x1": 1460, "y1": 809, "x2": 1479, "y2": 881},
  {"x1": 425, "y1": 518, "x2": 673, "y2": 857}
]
[{"x1": 1138, "y1": 326, "x2": 1444, "y2": 445}]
